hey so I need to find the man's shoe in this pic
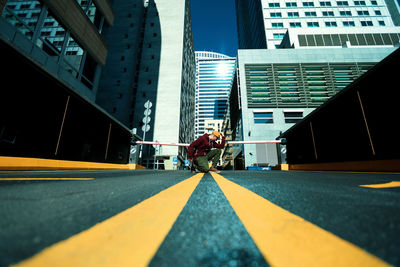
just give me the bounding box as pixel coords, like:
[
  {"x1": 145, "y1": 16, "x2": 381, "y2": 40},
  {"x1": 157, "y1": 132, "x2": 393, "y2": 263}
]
[{"x1": 209, "y1": 167, "x2": 220, "y2": 173}]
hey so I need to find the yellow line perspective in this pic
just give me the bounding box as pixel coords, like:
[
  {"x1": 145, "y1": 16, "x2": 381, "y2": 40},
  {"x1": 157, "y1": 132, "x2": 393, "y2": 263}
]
[
  {"x1": 360, "y1": 181, "x2": 400, "y2": 188},
  {"x1": 0, "y1": 178, "x2": 94, "y2": 181},
  {"x1": 211, "y1": 172, "x2": 390, "y2": 267},
  {"x1": 14, "y1": 173, "x2": 204, "y2": 267}
]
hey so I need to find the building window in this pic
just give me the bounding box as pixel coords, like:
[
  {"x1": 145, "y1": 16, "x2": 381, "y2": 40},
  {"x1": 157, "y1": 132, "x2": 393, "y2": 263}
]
[
  {"x1": 272, "y1": 23, "x2": 284, "y2": 28},
  {"x1": 273, "y1": 33, "x2": 286, "y2": 39},
  {"x1": 269, "y1": 3, "x2": 280, "y2": 7},
  {"x1": 343, "y1": 21, "x2": 355, "y2": 26},
  {"x1": 378, "y1": 20, "x2": 385, "y2": 26},
  {"x1": 361, "y1": 20, "x2": 373, "y2": 26},
  {"x1": 270, "y1": 12, "x2": 282, "y2": 17},
  {"x1": 305, "y1": 11, "x2": 317, "y2": 17},
  {"x1": 307, "y1": 22, "x2": 320, "y2": 27},
  {"x1": 303, "y1": 1, "x2": 315, "y2": 6},
  {"x1": 371, "y1": 0, "x2": 378, "y2": 5},
  {"x1": 357, "y1": 10, "x2": 369, "y2": 15},
  {"x1": 337, "y1": 1, "x2": 349, "y2": 5},
  {"x1": 288, "y1": 12, "x2": 300, "y2": 17},
  {"x1": 322, "y1": 11, "x2": 335, "y2": 16},
  {"x1": 286, "y1": 2, "x2": 298, "y2": 6},
  {"x1": 325, "y1": 21, "x2": 337, "y2": 27},
  {"x1": 375, "y1": 10, "x2": 382, "y2": 15},
  {"x1": 354, "y1": 0, "x2": 366, "y2": 5},
  {"x1": 254, "y1": 112, "x2": 274, "y2": 124},
  {"x1": 284, "y1": 112, "x2": 303, "y2": 123},
  {"x1": 290, "y1": 22, "x2": 302, "y2": 27},
  {"x1": 340, "y1": 11, "x2": 352, "y2": 16},
  {"x1": 320, "y1": 1, "x2": 332, "y2": 6}
]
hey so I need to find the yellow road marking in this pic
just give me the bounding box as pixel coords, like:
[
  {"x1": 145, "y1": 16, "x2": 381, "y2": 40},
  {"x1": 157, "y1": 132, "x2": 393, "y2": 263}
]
[
  {"x1": 0, "y1": 178, "x2": 94, "y2": 181},
  {"x1": 360, "y1": 181, "x2": 400, "y2": 188},
  {"x1": 211, "y1": 173, "x2": 390, "y2": 267},
  {"x1": 14, "y1": 173, "x2": 204, "y2": 267}
]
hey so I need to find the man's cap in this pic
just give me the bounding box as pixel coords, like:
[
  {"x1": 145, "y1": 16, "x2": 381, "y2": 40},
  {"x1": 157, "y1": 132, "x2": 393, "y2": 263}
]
[{"x1": 212, "y1": 131, "x2": 221, "y2": 139}]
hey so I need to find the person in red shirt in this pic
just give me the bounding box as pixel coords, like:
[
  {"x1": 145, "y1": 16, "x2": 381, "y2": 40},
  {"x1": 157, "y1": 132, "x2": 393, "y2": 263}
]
[{"x1": 188, "y1": 131, "x2": 226, "y2": 173}]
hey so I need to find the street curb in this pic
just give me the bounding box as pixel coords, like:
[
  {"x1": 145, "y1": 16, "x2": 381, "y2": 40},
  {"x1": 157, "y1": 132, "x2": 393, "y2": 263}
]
[{"x1": 0, "y1": 156, "x2": 146, "y2": 171}]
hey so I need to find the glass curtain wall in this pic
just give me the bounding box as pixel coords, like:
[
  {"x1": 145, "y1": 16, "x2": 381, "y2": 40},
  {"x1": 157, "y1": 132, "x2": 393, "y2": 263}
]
[{"x1": 1, "y1": 0, "x2": 105, "y2": 89}]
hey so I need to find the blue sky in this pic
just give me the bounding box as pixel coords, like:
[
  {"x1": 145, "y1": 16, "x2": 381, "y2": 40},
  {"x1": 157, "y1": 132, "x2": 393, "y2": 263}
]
[{"x1": 190, "y1": 0, "x2": 238, "y2": 57}]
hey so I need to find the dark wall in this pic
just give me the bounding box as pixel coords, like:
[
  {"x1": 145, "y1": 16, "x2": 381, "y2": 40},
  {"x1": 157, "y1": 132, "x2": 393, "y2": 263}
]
[
  {"x1": 280, "y1": 48, "x2": 400, "y2": 164},
  {"x1": 0, "y1": 39, "x2": 131, "y2": 164}
]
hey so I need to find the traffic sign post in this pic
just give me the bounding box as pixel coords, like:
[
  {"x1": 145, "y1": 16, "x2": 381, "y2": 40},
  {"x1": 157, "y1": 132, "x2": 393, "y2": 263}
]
[{"x1": 139, "y1": 100, "x2": 152, "y2": 164}]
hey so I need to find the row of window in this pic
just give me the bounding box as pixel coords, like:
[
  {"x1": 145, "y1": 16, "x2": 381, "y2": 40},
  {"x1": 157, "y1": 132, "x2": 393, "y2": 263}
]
[
  {"x1": 270, "y1": 10, "x2": 384, "y2": 18},
  {"x1": 298, "y1": 32, "x2": 400, "y2": 46},
  {"x1": 279, "y1": 9, "x2": 383, "y2": 18},
  {"x1": 253, "y1": 112, "x2": 303, "y2": 124},
  {"x1": 267, "y1": 0, "x2": 378, "y2": 8},
  {"x1": 272, "y1": 20, "x2": 383, "y2": 34}
]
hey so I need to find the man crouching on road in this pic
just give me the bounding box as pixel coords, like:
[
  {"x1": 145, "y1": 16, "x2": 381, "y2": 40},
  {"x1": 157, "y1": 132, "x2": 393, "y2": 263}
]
[{"x1": 188, "y1": 131, "x2": 225, "y2": 173}]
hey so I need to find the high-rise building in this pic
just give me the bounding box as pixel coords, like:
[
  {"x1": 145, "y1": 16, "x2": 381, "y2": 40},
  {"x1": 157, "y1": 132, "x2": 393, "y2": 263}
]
[
  {"x1": 97, "y1": 0, "x2": 195, "y2": 169},
  {"x1": 235, "y1": 0, "x2": 267, "y2": 49},
  {"x1": 232, "y1": 0, "x2": 400, "y2": 169},
  {"x1": 235, "y1": 0, "x2": 400, "y2": 49},
  {"x1": 195, "y1": 51, "x2": 236, "y2": 139},
  {"x1": 96, "y1": 0, "x2": 146, "y2": 128}
]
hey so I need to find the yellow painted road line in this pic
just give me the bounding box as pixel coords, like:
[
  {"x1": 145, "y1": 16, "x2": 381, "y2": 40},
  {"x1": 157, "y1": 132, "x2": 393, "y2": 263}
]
[
  {"x1": 14, "y1": 173, "x2": 204, "y2": 267},
  {"x1": 211, "y1": 173, "x2": 390, "y2": 267},
  {"x1": 0, "y1": 178, "x2": 94, "y2": 181},
  {"x1": 360, "y1": 181, "x2": 400, "y2": 188}
]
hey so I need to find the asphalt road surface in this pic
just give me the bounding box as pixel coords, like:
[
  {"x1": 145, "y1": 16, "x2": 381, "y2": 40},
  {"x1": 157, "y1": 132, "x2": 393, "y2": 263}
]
[{"x1": 0, "y1": 170, "x2": 399, "y2": 266}]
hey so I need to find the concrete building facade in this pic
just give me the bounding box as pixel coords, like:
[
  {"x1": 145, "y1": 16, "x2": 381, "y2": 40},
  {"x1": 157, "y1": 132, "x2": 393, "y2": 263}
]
[
  {"x1": 235, "y1": 47, "x2": 397, "y2": 168},
  {"x1": 235, "y1": 0, "x2": 400, "y2": 49},
  {"x1": 97, "y1": 0, "x2": 195, "y2": 169}
]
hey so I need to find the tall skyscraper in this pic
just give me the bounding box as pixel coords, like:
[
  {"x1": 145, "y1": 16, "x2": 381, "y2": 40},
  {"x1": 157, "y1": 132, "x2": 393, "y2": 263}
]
[
  {"x1": 235, "y1": 0, "x2": 267, "y2": 48},
  {"x1": 97, "y1": 0, "x2": 196, "y2": 169},
  {"x1": 195, "y1": 51, "x2": 236, "y2": 139}
]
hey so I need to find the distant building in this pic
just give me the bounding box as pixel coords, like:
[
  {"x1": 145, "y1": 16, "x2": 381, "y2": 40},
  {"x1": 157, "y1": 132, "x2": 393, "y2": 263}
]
[{"x1": 195, "y1": 51, "x2": 236, "y2": 139}]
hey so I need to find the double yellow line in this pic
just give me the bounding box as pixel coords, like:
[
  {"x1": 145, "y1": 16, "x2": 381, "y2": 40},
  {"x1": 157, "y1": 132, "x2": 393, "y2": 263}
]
[{"x1": 14, "y1": 173, "x2": 390, "y2": 267}]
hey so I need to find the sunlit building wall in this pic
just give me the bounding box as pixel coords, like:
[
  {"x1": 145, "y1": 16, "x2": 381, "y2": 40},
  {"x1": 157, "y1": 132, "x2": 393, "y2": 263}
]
[
  {"x1": 236, "y1": 0, "x2": 400, "y2": 49},
  {"x1": 133, "y1": 0, "x2": 195, "y2": 169},
  {"x1": 236, "y1": 47, "x2": 397, "y2": 168}
]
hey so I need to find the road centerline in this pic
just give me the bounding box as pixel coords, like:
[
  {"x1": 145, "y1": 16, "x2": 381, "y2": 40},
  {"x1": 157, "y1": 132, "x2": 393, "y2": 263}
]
[
  {"x1": 13, "y1": 173, "x2": 204, "y2": 267},
  {"x1": 211, "y1": 172, "x2": 390, "y2": 267},
  {"x1": 0, "y1": 178, "x2": 95, "y2": 181},
  {"x1": 360, "y1": 181, "x2": 400, "y2": 189}
]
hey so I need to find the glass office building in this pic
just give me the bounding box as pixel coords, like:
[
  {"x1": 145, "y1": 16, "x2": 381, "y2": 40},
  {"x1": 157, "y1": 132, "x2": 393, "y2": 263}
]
[{"x1": 195, "y1": 52, "x2": 236, "y2": 138}]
